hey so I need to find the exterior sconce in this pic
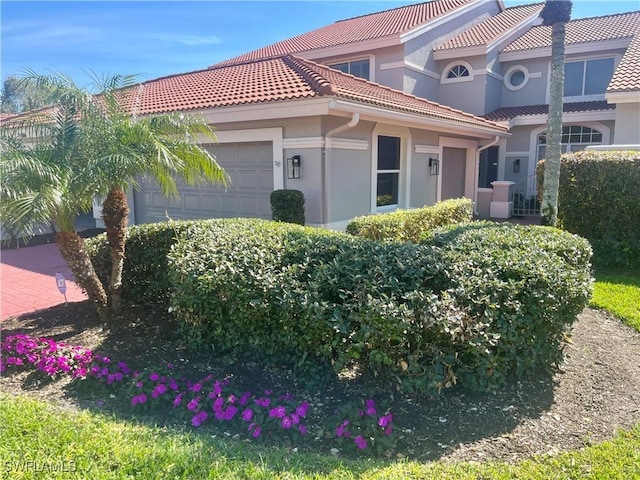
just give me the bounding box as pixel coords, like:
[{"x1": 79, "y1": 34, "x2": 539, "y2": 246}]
[
  {"x1": 429, "y1": 157, "x2": 439, "y2": 175},
  {"x1": 513, "y1": 158, "x2": 521, "y2": 173},
  {"x1": 287, "y1": 155, "x2": 301, "y2": 179}
]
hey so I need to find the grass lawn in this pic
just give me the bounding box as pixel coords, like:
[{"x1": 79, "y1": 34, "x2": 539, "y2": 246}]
[
  {"x1": 591, "y1": 272, "x2": 640, "y2": 331},
  {"x1": 1, "y1": 394, "x2": 638, "y2": 480}
]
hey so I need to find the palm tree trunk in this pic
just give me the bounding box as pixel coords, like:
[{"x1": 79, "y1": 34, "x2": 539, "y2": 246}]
[
  {"x1": 541, "y1": 20, "x2": 566, "y2": 227},
  {"x1": 101, "y1": 187, "x2": 129, "y2": 313},
  {"x1": 56, "y1": 231, "x2": 108, "y2": 318}
]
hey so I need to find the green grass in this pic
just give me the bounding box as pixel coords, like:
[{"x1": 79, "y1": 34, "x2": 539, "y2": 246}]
[
  {"x1": 1, "y1": 394, "x2": 639, "y2": 480},
  {"x1": 591, "y1": 272, "x2": 640, "y2": 332}
]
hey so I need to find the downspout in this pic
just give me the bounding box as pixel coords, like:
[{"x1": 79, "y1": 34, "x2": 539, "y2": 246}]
[
  {"x1": 322, "y1": 113, "x2": 360, "y2": 227},
  {"x1": 474, "y1": 135, "x2": 500, "y2": 216}
]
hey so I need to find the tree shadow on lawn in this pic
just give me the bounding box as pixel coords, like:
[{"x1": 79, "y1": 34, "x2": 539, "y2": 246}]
[{"x1": 1, "y1": 300, "x2": 556, "y2": 464}]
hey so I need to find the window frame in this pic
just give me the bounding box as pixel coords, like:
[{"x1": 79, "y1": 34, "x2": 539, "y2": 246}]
[
  {"x1": 327, "y1": 56, "x2": 373, "y2": 81},
  {"x1": 504, "y1": 65, "x2": 530, "y2": 91},
  {"x1": 560, "y1": 55, "x2": 616, "y2": 100},
  {"x1": 371, "y1": 125, "x2": 411, "y2": 213},
  {"x1": 441, "y1": 60, "x2": 474, "y2": 84}
]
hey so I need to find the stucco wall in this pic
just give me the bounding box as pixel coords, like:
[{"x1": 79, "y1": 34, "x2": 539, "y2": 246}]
[{"x1": 612, "y1": 103, "x2": 640, "y2": 144}]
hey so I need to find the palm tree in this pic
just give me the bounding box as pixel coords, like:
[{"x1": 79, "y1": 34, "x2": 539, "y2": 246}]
[
  {"x1": 85, "y1": 75, "x2": 230, "y2": 312},
  {"x1": 2, "y1": 72, "x2": 230, "y2": 317},
  {"x1": 540, "y1": 0, "x2": 572, "y2": 226},
  {"x1": 0, "y1": 79, "x2": 109, "y2": 317}
]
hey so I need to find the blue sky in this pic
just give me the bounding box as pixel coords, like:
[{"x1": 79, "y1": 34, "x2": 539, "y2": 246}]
[{"x1": 2, "y1": 1, "x2": 639, "y2": 88}]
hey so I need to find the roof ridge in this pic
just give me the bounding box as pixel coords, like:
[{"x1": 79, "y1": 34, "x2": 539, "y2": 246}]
[
  {"x1": 568, "y1": 9, "x2": 640, "y2": 23},
  {"x1": 282, "y1": 55, "x2": 337, "y2": 95},
  {"x1": 333, "y1": 0, "x2": 432, "y2": 24}
]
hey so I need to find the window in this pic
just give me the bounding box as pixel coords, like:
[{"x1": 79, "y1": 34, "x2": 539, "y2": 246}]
[
  {"x1": 376, "y1": 136, "x2": 401, "y2": 207},
  {"x1": 504, "y1": 65, "x2": 530, "y2": 91},
  {"x1": 441, "y1": 60, "x2": 474, "y2": 84},
  {"x1": 537, "y1": 126, "x2": 603, "y2": 160},
  {"x1": 447, "y1": 64, "x2": 469, "y2": 79},
  {"x1": 329, "y1": 59, "x2": 370, "y2": 80},
  {"x1": 564, "y1": 58, "x2": 615, "y2": 97}
]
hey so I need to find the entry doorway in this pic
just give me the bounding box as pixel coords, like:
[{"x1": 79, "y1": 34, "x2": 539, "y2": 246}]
[{"x1": 441, "y1": 147, "x2": 466, "y2": 199}]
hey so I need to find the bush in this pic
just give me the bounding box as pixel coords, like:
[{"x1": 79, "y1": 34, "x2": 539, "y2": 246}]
[
  {"x1": 168, "y1": 218, "x2": 592, "y2": 395},
  {"x1": 539, "y1": 150, "x2": 640, "y2": 269},
  {"x1": 270, "y1": 189, "x2": 305, "y2": 225},
  {"x1": 345, "y1": 198, "x2": 472, "y2": 242},
  {"x1": 422, "y1": 221, "x2": 593, "y2": 390},
  {"x1": 86, "y1": 219, "x2": 205, "y2": 305}
]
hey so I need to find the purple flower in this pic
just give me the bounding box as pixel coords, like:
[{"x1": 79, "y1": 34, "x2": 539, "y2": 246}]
[
  {"x1": 173, "y1": 393, "x2": 184, "y2": 408},
  {"x1": 298, "y1": 424, "x2": 308, "y2": 436},
  {"x1": 152, "y1": 384, "x2": 167, "y2": 398},
  {"x1": 365, "y1": 406, "x2": 377, "y2": 417},
  {"x1": 168, "y1": 379, "x2": 179, "y2": 391},
  {"x1": 295, "y1": 402, "x2": 309, "y2": 418},
  {"x1": 187, "y1": 397, "x2": 200, "y2": 412},
  {"x1": 213, "y1": 397, "x2": 224, "y2": 412},
  {"x1": 255, "y1": 397, "x2": 270, "y2": 407},
  {"x1": 138, "y1": 393, "x2": 147, "y2": 404},
  {"x1": 223, "y1": 405, "x2": 238, "y2": 420},
  {"x1": 239, "y1": 392, "x2": 251, "y2": 406},
  {"x1": 378, "y1": 414, "x2": 392, "y2": 428},
  {"x1": 365, "y1": 399, "x2": 375, "y2": 409},
  {"x1": 252, "y1": 426, "x2": 261, "y2": 438},
  {"x1": 149, "y1": 372, "x2": 159, "y2": 381},
  {"x1": 191, "y1": 411, "x2": 208, "y2": 427},
  {"x1": 354, "y1": 435, "x2": 367, "y2": 450},
  {"x1": 190, "y1": 383, "x2": 202, "y2": 392},
  {"x1": 384, "y1": 426, "x2": 393, "y2": 436},
  {"x1": 269, "y1": 406, "x2": 286, "y2": 418},
  {"x1": 280, "y1": 416, "x2": 292, "y2": 429},
  {"x1": 290, "y1": 413, "x2": 300, "y2": 425},
  {"x1": 136, "y1": 381, "x2": 144, "y2": 389},
  {"x1": 241, "y1": 408, "x2": 254, "y2": 422}
]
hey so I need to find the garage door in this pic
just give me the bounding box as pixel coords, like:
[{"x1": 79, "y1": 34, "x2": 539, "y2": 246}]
[{"x1": 134, "y1": 142, "x2": 274, "y2": 224}]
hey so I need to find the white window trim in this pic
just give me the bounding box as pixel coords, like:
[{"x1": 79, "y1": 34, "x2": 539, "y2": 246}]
[
  {"x1": 504, "y1": 65, "x2": 530, "y2": 91},
  {"x1": 327, "y1": 54, "x2": 375, "y2": 82},
  {"x1": 545, "y1": 54, "x2": 620, "y2": 103},
  {"x1": 371, "y1": 124, "x2": 411, "y2": 213},
  {"x1": 441, "y1": 60, "x2": 474, "y2": 84}
]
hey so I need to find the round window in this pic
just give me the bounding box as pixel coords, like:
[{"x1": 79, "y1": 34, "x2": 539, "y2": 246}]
[
  {"x1": 504, "y1": 65, "x2": 530, "y2": 91},
  {"x1": 509, "y1": 70, "x2": 526, "y2": 87}
]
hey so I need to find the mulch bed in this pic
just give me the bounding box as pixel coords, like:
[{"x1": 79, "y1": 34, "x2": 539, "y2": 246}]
[{"x1": 1, "y1": 302, "x2": 639, "y2": 462}]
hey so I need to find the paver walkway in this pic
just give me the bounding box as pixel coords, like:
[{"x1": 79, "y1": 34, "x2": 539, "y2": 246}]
[{"x1": 1, "y1": 243, "x2": 87, "y2": 320}]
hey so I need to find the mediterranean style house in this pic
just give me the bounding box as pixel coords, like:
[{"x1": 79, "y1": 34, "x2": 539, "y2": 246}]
[{"x1": 8, "y1": 0, "x2": 640, "y2": 229}]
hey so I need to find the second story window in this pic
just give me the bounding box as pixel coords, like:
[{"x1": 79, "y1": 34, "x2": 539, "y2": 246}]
[
  {"x1": 329, "y1": 59, "x2": 370, "y2": 80},
  {"x1": 447, "y1": 64, "x2": 470, "y2": 79},
  {"x1": 564, "y1": 58, "x2": 615, "y2": 97}
]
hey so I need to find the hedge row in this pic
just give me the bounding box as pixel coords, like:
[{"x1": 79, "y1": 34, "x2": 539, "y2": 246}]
[
  {"x1": 539, "y1": 150, "x2": 640, "y2": 269},
  {"x1": 165, "y1": 218, "x2": 592, "y2": 395},
  {"x1": 345, "y1": 198, "x2": 473, "y2": 243}
]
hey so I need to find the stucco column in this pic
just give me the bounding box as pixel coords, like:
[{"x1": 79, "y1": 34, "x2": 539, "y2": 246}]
[{"x1": 489, "y1": 181, "x2": 515, "y2": 219}]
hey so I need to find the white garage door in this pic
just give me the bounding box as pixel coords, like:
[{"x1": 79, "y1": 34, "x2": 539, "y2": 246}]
[{"x1": 134, "y1": 142, "x2": 274, "y2": 224}]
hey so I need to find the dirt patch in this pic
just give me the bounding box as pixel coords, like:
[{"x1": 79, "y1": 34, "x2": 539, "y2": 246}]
[{"x1": 1, "y1": 303, "x2": 639, "y2": 462}]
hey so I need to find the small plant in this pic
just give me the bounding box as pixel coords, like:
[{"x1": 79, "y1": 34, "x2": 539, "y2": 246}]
[
  {"x1": 270, "y1": 189, "x2": 305, "y2": 225},
  {"x1": 325, "y1": 399, "x2": 395, "y2": 455}
]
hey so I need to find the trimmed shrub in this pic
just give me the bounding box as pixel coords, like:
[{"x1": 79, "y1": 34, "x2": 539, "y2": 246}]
[
  {"x1": 345, "y1": 198, "x2": 472, "y2": 242},
  {"x1": 86, "y1": 219, "x2": 205, "y2": 305},
  {"x1": 539, "y1": 150, "x2": 640, "y2": 269},
  {"x1": 168, "y1": 218, "x2": 592, "y2": 395},
  {"x1": 423, "y1": 221, "x2": 593, "y2": 390},
  {"x1": 270, "y1": 189, "x2": 305, "y2": 225}
]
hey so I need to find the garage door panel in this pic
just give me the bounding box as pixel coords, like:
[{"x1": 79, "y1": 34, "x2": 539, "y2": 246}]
[{"x1": 134, "y1": 142, "x2": 273, "y2": 224}]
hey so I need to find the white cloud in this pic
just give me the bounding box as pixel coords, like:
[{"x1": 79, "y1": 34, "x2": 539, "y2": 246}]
[{"x1": 144, "y1": 33, "x2": 222, "y2": 46}]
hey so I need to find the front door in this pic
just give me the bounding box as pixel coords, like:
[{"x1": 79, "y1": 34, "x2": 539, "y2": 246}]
[{"x1": 441, "y1": 147, "x2": 466, "y2": 199}]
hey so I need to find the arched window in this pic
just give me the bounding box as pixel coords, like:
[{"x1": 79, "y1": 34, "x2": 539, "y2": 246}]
[
  {"x1": 537, "y1": 125, "x2": 603, "y2": 160},
  {"x1": 441, "y1": 61, "x2": 474, "y2": 84},
  {"x1": 447, "y1": 64, "x2": 469, "y2": 79}
]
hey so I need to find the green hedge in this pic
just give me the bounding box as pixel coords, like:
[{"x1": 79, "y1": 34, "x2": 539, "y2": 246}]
[
  {"x1": 167, "y1": 218, "x2": 592, "y2": 395},
  {"x1": 86, "y1": 219, "x2": 205, "y2": 305},
  {"x1": 422, "y1": 221, "x2": 593, "y2": 390},
  {"x1": 345, "y1": 198, "x2": 472, "y2": 243},
  {"x1": 540, "y1": 150, "x2": 640, "y2": 269}
]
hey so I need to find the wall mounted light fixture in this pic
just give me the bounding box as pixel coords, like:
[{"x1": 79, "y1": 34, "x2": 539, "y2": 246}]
[
  {"x1": 429, "y1": 157, "x2": 439, "y2": 175},
  {"x1": 287, "y1": 155, "x2": 301, "y2": 179},
  {"x1": 513, "y1": 158, "x2": 521, "y2": 173}
]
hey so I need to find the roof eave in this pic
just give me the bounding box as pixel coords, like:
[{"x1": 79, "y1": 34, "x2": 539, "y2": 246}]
[
  {"x1": 329, "y1": 98, "x2": 510, "y2": 139},
  {"x1": 606, "y1": 91, "x2": 640, "y2": 104},
  {"x1": 499, "y1": 36, "x2": 634, "y2": 62},
  {"x1": 507, "y1": 109, "x2": 617, "y2": 127}
]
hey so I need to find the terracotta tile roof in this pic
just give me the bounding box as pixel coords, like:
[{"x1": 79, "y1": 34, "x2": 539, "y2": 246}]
[
  {"x1": 502, "y1": 11, "x2": 640, "y2": 52},
  {"x1": 6, "y1": 55, "x2": 507, "y2": 134},
  {"x1": 435, "y1": 3, "x2": 543, "y2": 51},
  {"x1": 0, "y1": 113, "x2": 16, "y2": 121},
  {"x1": 484, "y1": 101, "x2": 615, "y2": 122},
  {"x1": 212, "y1": 0, "x2": 473, "y2": 67},
  {"x1": 608, "y1": 33, "x2": 640, "y2": 93}
]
